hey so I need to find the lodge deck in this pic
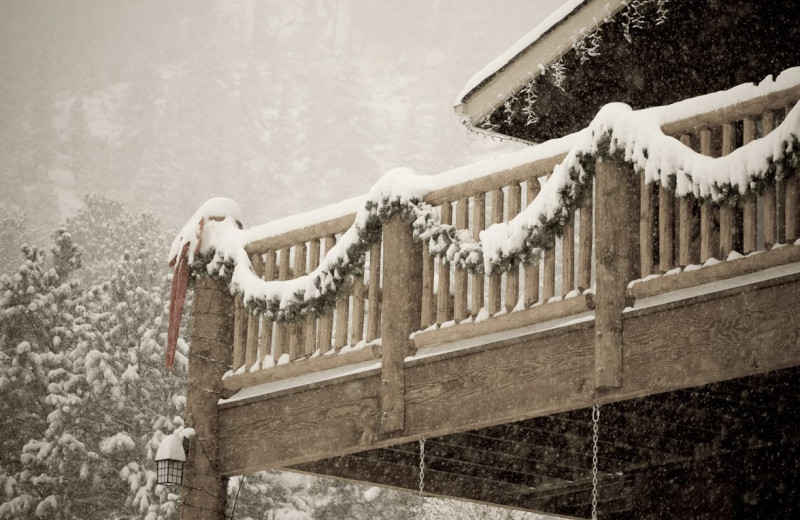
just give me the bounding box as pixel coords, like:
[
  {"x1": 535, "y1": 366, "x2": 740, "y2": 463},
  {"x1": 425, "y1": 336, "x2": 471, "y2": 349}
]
[{"x1": 180, "y1": 82, "x2": 800, "y2": 518}]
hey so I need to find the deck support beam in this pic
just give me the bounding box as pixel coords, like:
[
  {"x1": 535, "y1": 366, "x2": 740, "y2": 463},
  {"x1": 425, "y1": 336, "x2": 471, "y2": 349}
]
[
  {"x1": 379, "y1": 215, "x2": 423, "y2": 434},
  {"x1": 594, "y1": 158, "x2": 636, "y2": 390},
  {"x1": 182, "y1": 277, "x2": 233, "y2": 520}
]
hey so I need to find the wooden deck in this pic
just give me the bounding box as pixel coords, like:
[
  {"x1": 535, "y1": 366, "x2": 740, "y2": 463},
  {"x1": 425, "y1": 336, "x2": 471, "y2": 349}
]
[{"x1": 183, "y1": 86, "x2": 800, "y2": 518}]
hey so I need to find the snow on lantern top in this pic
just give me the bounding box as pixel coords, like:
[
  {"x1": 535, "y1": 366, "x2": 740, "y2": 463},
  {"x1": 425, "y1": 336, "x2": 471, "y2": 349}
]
[{"x1": 155, "y1": 434, "x2": 186, "y2": 462}]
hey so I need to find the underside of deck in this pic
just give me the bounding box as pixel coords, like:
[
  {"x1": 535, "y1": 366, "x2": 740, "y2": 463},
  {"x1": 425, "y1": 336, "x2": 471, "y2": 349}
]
[{"x1": 217, "y1": 266, "x2": 800, "y2": 518}]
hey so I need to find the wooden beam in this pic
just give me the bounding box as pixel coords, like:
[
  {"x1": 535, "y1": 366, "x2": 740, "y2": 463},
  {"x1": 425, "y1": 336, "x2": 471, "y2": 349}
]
[
  {"x1": 217, "y1": 274, "x2": 800, "y2": 475},
  {"x1": 379, "y1": 216, "x2": 422, "y2": 434},
  {"x1": 182, "y1": 276, "x2": 233, "y2": 520},
  {"x1": 594, "y1": 158, "x2": 635, "y2": 389}
]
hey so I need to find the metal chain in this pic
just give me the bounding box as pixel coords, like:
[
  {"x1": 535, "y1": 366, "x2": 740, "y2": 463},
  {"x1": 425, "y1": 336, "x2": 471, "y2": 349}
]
[
  {"x1": 417, "y1": 437, "x2": 426, "y2": 518},
  {"x1": 591, "y1": 402, "x2": 600, "y2": 520}
]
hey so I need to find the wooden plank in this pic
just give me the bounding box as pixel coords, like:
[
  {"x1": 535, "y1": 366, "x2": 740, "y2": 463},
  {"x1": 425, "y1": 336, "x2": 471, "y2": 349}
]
[
  {"x1": 412, "y1": 293, "x2": 594, "y2": 351},
  {"x1": 350, "y1": 276, "x2": 365, "y2": 347},
  {"x1": 763, "y1": 111, "x2": 777, "y2": 249},
  {"x1": 786, "y1": 105, "x2": 800, "y2": 243},
  {"x1": 561, "y1": 213, "x2": 575, "y2": 296},
  {"x1": 742, "y1": 118, "x2": 758, "y2": 254},
  {"x1": 367, "y1": 241, "x2": 382, "y2": 341},
  {"x1": 677, "y1": 135, "x2": 697, "y2": 267},
  {"x1": 305, "y1": 240, "x2": 321, "y2": 356},
  {"x1": 488, "y1": 189, "x2": 504, "y2": 315},
  {"x1": 245, "y1": 214, "x2": 353, "y2": 256},
  {"x1": 628, "y1": 242, "x2": 800, "y2": 301},
  {"x1": 543, "y1": 248, "x2": 556, "y2": 302},
  {"x1": 640, "y1": 174, "x2": 654, "y2": 277},
  {"x1": 787, "y1": 173, "x2": 800, "y2": 243},
  {"x1": 217, "y1": 275, "x2": 800, "y2": 474},
  {"x1": 699, "y1": 129, "x2": 716, "y2": 263},
  {"x1": 506, "y1": 184, "x2": 522, "y2": 310},
  {"x1": 274, "y1": 247, "x2": 291, "y2": 362},
  {"x1": 425, "y1": 154, "x2": 567, "y2": 206},
  {"x1": 525, "y1": 180, "x2": 542, "y2": 306},
  {"x1": 661, "y1": 84, "x2": 800, "y2": 136},
  {"x1": 577, "y1": 179, "x2": 593, "y2": 290},
  {"x1": 718, "y1": 123, "x2": 736, "y2": 258},
  {"x1": 233, "y1": 295, "x2": 245, "y2": 369},
  {"x1": 245, "y1": 254, "x2": 264, "y2": 370},
  {"x1": 437, "y1": 202, "x2": 453, "y2": 324},
  {"x1": 421, "y1": 242, "x2": 435, "y2": 327},
  {"x1": 222, "y1": 348, "x2": 380, "y2": 394},
  {"x1": 289, "y1": 243, "x2": 307, "y2": 361},
  {"x1": 472, "y1": 193, "x2": 486, "y2": 316},
  {"x1": 334, "y1": 289, "x2": 349, "y2": 351},
  {"x1": 258, "y1": 250, "x2": 276, "y2": 368},
  {"x1": 317, "y1": 237, "x2": 336, "y2": 354},
  {"x1": 454, "y1": 198, "x2": 470, "y2": 321},
  {"x1": 380, "y1": 215, "x2": 423, "y2": 433},
  {"x1": 595, "y1": 158, "x2": 634, "y2": 389},
  {"x1": 659, "y1": 184, "x2": 674, "y2": 272}
]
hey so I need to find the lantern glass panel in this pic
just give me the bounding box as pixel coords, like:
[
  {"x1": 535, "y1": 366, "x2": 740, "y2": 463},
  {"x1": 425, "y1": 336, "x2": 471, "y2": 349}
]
[{"x1": 156, "y1": 459, "x2": 184, "y2": 486}]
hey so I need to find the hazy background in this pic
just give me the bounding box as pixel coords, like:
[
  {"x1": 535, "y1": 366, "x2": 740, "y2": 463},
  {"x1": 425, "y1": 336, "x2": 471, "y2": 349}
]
[{"x1": 1, "y1": 0, "x2": 565, "y2": 237}]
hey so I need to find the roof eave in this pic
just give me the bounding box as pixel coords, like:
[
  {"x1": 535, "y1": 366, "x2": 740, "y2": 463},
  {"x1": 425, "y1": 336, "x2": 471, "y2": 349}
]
[{"x1": 455, "y1": 0, "x2": 628, "y2": 129}]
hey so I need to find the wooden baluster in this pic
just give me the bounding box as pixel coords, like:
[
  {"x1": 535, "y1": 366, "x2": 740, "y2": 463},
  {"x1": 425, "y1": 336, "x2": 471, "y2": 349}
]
[
  {"x1": 488, "y1": 189, "x2": 504, "y2": 314},
  {"x1": 677, "y1": 134, "x2": 700, "y2": 266},
  {"x1": 304, "y1": 240, "x2": 320, "y2": 356},
  {"x1": 245, "y1": 254, "x2": 264, "y2": 370},
  {"x1": 367, "y1": 241, "x2": 382, "y2": 341},
  {"x1": 471, "y1": 193, "x2": 486, "y2": 316},
  {"x1": 785, "y1": 105, "x2": 800, "y2": 243},
  {"x1": 350, "y1": 274, "x2": 365, "y2": 347},
  {"x1": 741, "y1": 119, "x2": 758, "y2": 254},
  {"x1": 562, "y1": 211, "x2": 575, "y2": 297},
  {"x1": 258, "y1": 250, "x2": 276, "y2": 368},
  {"x1": 699, "y1": 129, "x2": 716, "y2": 263},
  {"x1": 289, "y1": 243, "x2": 307, "y2": 361},
  {"x1": 525, "y1": 180, "x2": 541, "y2": 306},
  {"x1": 332, "y1": 235, "x2": 350, "y2": 351},
  {"x1": 421, "y1": 241, "x2": 435, "y2": 327},
  {"x1": 506, "y1": 184, "x2": 522, "y2": 310},
  {"x1": 718, "y1": 123, "x2": 736, "y2": 259},
  {"x1": 542, "y1": 176, "x2": 556, "y2": 302},
  {"x1": 454, "y1": 198, "x2": 469, "y2": 321},
  {"x1": 317, "y1": 236, "x2": 335, "y2": 354},
  {"x1": 233, "y1": 295, "x2": 245, "y2": 370},
  {"x1": 762, "y1": 111, "x2": 777, "y2": 249},
  {"x1": 578, "y1": 179, "x2": 593, "y2": 291},
  {"x1": 436, "y1": 202, "x2": 453, "y2": 324},
  {"x1": 640, "y1": 173, "x2": 655, "y2": 276},
  {"x1": 273, "y1": 246, "x2": 290, "y2": 362},
  {"x1": 658, "y1": 180, "x2": 674, "y2": 272}
]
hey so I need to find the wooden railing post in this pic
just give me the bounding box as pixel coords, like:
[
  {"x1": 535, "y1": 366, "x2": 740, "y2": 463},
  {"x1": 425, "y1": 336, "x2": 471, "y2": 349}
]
[
  {"x1": 380, "y1": 215, "x2": 422, "y2": 434},
  {"x1": 594, "y1": 157, "x2": 636, "y2": 390},
  {"x1": 182, "y1": 276, "x2": 233, "y2": 520}
]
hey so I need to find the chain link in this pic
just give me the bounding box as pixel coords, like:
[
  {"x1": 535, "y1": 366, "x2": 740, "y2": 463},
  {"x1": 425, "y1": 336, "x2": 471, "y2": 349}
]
[
  {"x1": 417, "y1": 437, "x2": 426, "y2": 518},
  {"x1": 591, "y1": 402, "x2": 600, "y2": 520}
]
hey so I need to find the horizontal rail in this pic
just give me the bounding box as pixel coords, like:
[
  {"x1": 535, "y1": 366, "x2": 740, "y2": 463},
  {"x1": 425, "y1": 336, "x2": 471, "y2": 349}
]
[{"x1": 245, "y1": 214, "x2": 354, "y2": 256}]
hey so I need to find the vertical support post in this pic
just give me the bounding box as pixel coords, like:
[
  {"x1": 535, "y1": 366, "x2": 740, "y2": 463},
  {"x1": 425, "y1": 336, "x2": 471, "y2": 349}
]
[
  {"x1": 525, "y1": 179, "x2": 541, "y2": 305},
  {"x1": 506, "y1": 184, "x2": 522, "y2": 310},
  {"x1": 471, "y1": 193, "x2": 486, "y2": 316},
  {"x1": 578, "y1": 178, "x2": 593, "y2": 290},
  {"x1": 454, "y1": 198, "x2": 469, "y2": 321},
  {"x1": 436, "y1": 203, "x2": 453, "y2": 324},
  {"x1": 640, "y1": 174, "x2": 654, "y2": 277},
  {"x1": 742, "y1": 119, "x2": 758, "y2": 254},
  {"x1": 594, "y1": 158, "x2": 635, "y2": 390},
  {"x1": 380, "y1": 215, "x2": 422, "y2": 434},
  {"x1": 488, "y1": 189, "x2": 504, "y2": 314},
  {"x1": 182, "y1": 276, "x2": 233, "y2": 520}
]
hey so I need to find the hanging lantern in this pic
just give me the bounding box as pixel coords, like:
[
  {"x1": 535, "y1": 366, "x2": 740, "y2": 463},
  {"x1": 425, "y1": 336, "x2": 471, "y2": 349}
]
[{"x1": 155, "y1": 434, "x2": 186, "y2": 486}]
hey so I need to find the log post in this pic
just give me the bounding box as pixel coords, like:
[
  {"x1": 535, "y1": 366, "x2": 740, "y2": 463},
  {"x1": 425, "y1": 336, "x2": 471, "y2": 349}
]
[
  {"x1": 380, "y1": 215, "x2": 422, "y2": 434},
  {"x1": 182, "y1": 276, "x2": 233, "y2": 520},
  {"x1": 594, "y1": 157, "x2": 636, "y2": 390}
]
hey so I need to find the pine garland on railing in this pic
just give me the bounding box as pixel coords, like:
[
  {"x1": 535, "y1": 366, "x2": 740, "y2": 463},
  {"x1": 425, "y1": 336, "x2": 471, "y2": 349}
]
[{"x1": 178, "y1": 98, "x2": 800, "y2": 325}]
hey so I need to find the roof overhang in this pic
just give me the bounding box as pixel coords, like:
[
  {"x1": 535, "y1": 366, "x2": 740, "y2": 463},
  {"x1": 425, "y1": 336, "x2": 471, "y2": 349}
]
[{"x1": 454, "y1": 0, "x2": 628, "y2": 127}]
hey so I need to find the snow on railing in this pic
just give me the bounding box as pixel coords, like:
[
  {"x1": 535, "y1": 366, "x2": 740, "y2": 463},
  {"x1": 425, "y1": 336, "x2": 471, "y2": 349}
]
[{"x1": 170, "y1": 68, "x2": 800, "y2": 382}]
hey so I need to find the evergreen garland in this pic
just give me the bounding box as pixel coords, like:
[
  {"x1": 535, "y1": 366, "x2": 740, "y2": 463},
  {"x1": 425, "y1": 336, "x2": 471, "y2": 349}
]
[{"x1": 184, "y1": 122, "x2": 799, "y2": 324}]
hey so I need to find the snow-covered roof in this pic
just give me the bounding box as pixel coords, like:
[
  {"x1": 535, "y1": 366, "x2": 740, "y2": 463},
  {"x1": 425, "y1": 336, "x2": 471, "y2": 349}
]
[
  {"x1": 155, "y1": 434, "x2": 186, "y2": 462},
  {"x1": 454, "y1": 0, "x2": 627, "y2": 125}
]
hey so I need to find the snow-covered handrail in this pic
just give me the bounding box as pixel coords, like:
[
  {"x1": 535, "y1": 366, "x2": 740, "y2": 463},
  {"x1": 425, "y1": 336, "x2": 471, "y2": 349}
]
[{"x1": 170, "y1": 69, "x2": 800, "y2": 330}]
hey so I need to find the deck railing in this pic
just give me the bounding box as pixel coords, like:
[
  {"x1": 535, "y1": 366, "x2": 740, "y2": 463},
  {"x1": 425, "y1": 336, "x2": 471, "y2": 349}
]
[{"x1": 221, "y1": 82, "x2": 800, "y2": 394}]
